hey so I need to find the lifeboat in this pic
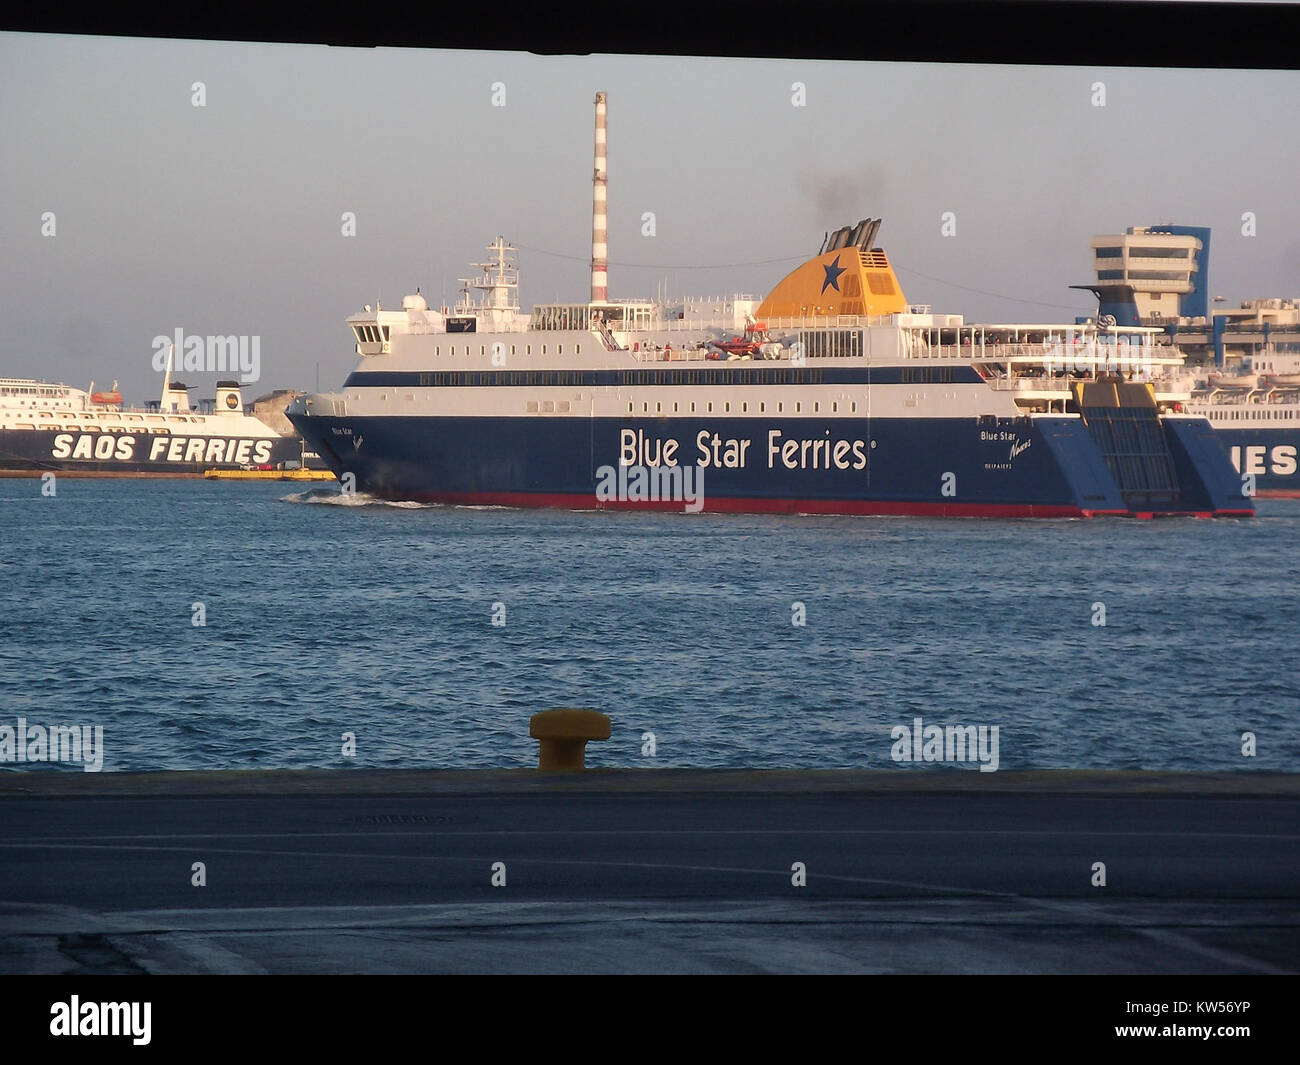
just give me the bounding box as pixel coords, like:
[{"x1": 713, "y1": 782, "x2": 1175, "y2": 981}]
[
  {"x1": 710, "y1": 320, "x2": 771, "y2": 358},
  {"x1": 713, "y1": 335, "x2": 760, "y2": 357},
  {"x1": 91, "y1": 389, "x2": 123, "y2": 405},
  {"x1": 1207, "y1": 372, "x2": 1259, "y2": 390}
]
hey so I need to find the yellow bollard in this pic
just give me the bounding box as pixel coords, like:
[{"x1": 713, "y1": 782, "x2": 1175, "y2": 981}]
[{"x1": 529, "y1": 708, "x2": 611, "y2": 771}]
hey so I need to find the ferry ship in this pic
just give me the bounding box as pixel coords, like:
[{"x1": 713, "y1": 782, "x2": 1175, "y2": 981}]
[
  {"x1": 0, "y1": 361, "x2": 300, "y2": 476},
  {"x1": 1077, "y1": 227, "x2": 1300, "y2": 496},
  {"x1": 1183, "y1": 353, "x2": 1300, "y2": 498},
  {"x1": 286, "y1": 93, "x2": 1251, "y2": 519}
]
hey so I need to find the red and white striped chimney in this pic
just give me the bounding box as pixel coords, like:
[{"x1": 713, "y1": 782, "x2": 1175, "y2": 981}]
[{"x1": 591, "y1": 92, "x2": 608, "y2": 303}]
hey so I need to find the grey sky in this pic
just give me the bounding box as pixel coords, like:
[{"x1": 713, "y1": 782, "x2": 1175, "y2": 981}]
[{"x1": 2, "y1": 32, "x2": 1296, "y2": 402}]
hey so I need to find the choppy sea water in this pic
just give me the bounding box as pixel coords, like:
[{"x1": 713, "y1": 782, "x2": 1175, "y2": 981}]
[{"x1": 2, "y1": 478, "x2": 1297, "y2": 773}]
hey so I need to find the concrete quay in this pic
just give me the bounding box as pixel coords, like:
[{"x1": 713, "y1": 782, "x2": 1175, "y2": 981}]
[{"x1": 1, "y1": 769, "x2": 1296, "y2": 974}]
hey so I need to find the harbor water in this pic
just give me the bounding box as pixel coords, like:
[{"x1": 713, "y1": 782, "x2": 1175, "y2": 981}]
[{"x1": 3, "y1": 479, "x2": 1297, "y2": 772}]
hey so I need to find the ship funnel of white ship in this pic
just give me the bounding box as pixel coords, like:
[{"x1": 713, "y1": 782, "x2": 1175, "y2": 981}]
[
  {"x1": 158, "y1": 342, "x2": 190, "y2": 412},
  {"x1": 161, "y1": 381, "x2": 191, "y2": 413},
  {"x1": 591, "y1": 91, "x2": 608, "y2": 302},
  {"x1": 215, "y1": 380, "x2": 243, "y2": 413}
]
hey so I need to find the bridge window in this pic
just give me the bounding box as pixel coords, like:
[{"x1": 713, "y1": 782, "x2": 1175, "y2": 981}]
[
  {"x1": 1128, "y1": 270, "x2": 1190, "y2": 281},
  {"x1": 1131, "y1": 246, "x2": 1190, "y2": 258}
]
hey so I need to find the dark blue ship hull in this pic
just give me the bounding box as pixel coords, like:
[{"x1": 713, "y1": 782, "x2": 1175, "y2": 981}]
[
  {"x1": 1211, "y1": 427, "x2": 1300, "y2": 496},
  {"x1": 289, "y1": 410, "x2": 1253, "y2": 518},
  {"x1": 0, "y1": 429, "x2": 300, "y2": 475}
]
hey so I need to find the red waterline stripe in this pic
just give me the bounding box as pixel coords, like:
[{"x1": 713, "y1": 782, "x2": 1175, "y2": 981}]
[{"x1": 379, "y1": 489, "x2": 1130, "y2": 519}]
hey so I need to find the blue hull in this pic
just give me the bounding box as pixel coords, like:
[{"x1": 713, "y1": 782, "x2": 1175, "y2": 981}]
[
  {"x1": 0, "y1": 429, "x2": 299, "y2": 475},
  {"x1": 289, "y1": 412, "x2": 1252, "y2": 518},
  {"x1": 1209, "y1": 427, "x2": 1300, "y2": 495}
]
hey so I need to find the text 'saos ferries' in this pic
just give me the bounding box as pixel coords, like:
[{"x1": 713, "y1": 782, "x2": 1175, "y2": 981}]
[
  {"x1": 288, "y1": 92, "x2": 1254, "y2": 519},
  {"x1": 0, "y1": 348, "x2": 297, "y2": 477}
]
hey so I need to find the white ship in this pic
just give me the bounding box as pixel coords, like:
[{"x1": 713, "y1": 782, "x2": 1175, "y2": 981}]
[
  {"x1": 0, "y1": 361, "x2": 300, "y2": 475},
  {"x1": 285, "y1": 93, "x2": 1251, "y2": 519}
]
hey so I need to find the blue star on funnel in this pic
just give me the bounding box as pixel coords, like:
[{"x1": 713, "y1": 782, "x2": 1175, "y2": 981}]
[{"x1": 821, "y1": 255, "x2": 846, "y2": 294}]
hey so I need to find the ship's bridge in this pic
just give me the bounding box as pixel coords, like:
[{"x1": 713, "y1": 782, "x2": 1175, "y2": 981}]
[
  {"x1": 0, "y1": 379, "x2": 77, "y2": 409},
  {"x1": 347, "y1": 304, "x2": 405, "y2": 357}
]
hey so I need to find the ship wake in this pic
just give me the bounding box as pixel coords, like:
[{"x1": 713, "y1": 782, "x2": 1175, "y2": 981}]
[{"x1": 279, "y1": 488, "x2": 431, "y2": 509}]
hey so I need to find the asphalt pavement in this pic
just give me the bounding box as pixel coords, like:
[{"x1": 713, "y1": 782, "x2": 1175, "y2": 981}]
[{"x1": 1, "y1": 769, "x2": 1295, "y2": 974}]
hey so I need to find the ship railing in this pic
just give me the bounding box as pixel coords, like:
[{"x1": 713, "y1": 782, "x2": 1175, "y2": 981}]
[
  {"x1": 985, "y1": 375, "x2": 1075, "y2": 392},
  {"x1": 984, "y1": 369, "x2": 1188, "y2": 392},
  {"x1": 639, "y1": 314, "x2": 869, "y2": 333},
  {"x1": 911, "y1": 343, "x2": 1047, "y2": 360},
  {"x1": 1193, "y1": 389, "x2": 1300, "y2": 405},
  {"x1": 910, "y1": 342, "x2": 1173, "y2": 361},
  {"x1": 622, "y1": 341, "x2": 1147, "y2": 367},
  {"x1": 393, "y1": 315, "x2": 806, "y2": 337},
  {"x1": 628, "y1": 345, "x2": 717, "y2": 363}
]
